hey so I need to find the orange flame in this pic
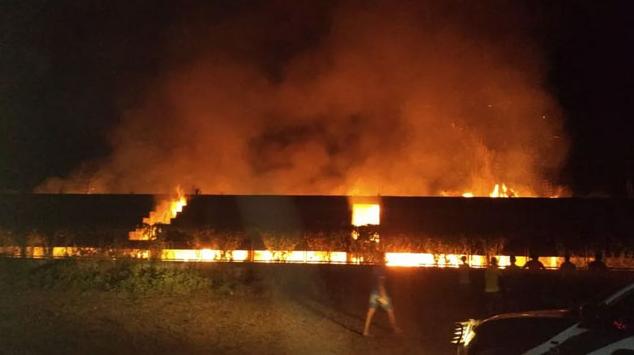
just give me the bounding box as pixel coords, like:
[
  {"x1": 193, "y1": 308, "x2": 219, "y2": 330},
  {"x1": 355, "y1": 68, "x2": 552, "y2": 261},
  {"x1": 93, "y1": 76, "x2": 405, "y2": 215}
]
[
  {"x1": 0, "y1": 246, "x2": 585, "y2": 269},
  {"x1": 129, "y1": 186, "x2": 188, "y2": 240},
  {"x1": 351, "y1": 203, "x2": 381, "y2": 226},
  {"x1": 489, "y1": 183, "x2": 516, "y2": 198},
  {"x1": 461, "y1": 183, "x2": 518, "y2": 198}
]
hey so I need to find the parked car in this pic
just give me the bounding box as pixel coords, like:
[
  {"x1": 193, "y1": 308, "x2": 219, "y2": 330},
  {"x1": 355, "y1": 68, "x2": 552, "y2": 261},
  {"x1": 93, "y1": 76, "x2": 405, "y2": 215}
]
[{"x1": 453, "y1": 283, "x2": 634, "y2": 354}]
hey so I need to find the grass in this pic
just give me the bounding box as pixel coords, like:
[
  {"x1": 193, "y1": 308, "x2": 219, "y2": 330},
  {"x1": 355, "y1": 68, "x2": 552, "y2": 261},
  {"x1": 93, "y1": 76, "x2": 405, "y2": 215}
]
[
  {"x1": 0, "y1": 257, "x2": 632, "y2": 354},
  {"x1": 0, "y1": 259, "x2": 437, "y2": 355},
  {"x1": 0, "y1": 258, "x2": 241, "y2": 296}
]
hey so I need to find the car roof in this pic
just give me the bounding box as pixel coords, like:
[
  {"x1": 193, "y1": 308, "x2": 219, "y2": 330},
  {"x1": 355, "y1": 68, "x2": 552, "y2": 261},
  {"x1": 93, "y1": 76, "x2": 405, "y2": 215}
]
[{"x1": 604, "y1": 282, "x2": 634, "y2": 305}]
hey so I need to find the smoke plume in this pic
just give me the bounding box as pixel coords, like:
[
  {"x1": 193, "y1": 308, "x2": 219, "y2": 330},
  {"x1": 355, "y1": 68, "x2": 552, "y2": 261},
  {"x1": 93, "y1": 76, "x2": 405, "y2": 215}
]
[{"x1": 38, "y1": 1, "x2": 567, "y2": 196}]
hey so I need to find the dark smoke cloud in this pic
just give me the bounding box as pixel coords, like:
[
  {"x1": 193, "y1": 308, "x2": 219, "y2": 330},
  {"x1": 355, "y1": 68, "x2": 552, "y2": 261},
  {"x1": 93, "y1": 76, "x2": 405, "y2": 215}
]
[{"x1": 38, "y1": 1, "x2": 567, "y2": 196}]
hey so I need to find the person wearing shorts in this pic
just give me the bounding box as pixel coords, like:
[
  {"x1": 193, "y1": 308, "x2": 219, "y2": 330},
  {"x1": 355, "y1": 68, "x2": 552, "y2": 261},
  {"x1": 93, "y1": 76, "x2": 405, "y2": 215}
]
[
  {"x1": 369, "y1": 289, "x2": 393, "y2": 311},
  {"x1": 363, "y1": 263, "x2": 401, "y2": 336}
]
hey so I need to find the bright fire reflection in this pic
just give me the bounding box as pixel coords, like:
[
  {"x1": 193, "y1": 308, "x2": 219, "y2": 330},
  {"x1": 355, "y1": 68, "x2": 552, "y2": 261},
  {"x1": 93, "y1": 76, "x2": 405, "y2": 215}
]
[
  {"x1": 385, "y1": 253, "x2": 543, "y2": 268},
  {"x1": 0, "y1": 246, "x2": 575, "y2": 269},
  {"x1": 161, "y1": 249, "x2": 249, "y2": 262},
  {"x1": 351, "y1": 203, "x2": 381, "y2": 226}
]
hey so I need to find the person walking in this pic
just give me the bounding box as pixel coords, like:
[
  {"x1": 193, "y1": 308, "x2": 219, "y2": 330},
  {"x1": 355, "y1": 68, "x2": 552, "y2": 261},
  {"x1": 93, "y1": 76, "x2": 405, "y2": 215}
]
[{"x1": 363, "y1": 261, "x2": 401, "y2": 336}]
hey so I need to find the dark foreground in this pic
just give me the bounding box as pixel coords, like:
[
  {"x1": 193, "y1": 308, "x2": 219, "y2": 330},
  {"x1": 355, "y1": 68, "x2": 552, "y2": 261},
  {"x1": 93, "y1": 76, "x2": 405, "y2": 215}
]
[{"x1": 0, "y1": 259, "x2": 631, "y2": 354}]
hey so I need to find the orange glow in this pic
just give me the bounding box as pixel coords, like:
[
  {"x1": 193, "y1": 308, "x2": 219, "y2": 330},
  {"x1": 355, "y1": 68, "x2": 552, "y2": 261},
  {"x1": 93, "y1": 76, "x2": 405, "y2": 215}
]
[
  {"x1": 230, "y1": 250, "x2": 250, "y2": 261},
  {"x1": 154, "y1": 249, "x2": 347, "y2": 263},
  {"x1": 351, "y1": 203, "x2": 381, "y2": 226},
  {"x1": 459, "y1": 183, "x2": 567, "y2": 198},
  {"x1": 469, "y1": 255, "x2": 486, "y2": 268},
  {"x1": 460, "y1": 183, "x2": 519, "y2": 198},
  {"x1": 542, "y1": 256, "x2": 559, "y2": 269},
  {"x1": 385, "y1": 253, "x2": 435, "y2": 267},
  {"x1": 0, "y1": 246, "x2": 21, "y2": 257},
  {"x1": 53, "y1": 247, "x2": 80, "y2": 257},
  {"x1": 160, "y1": 249, "x2": 249, "y2": 262},
  {"x1": 384, "y1": 253, "x2": 535, "y2": 268},
  {"x1": 162, "y1": 249, "x2": 208, "y2": 262},
  {"x1": 254, "y1": 250, "x2": 274, "y2": 262},
  {"x1": 0, "y1": 245, "x2": 592, "y2": 269},
  {"x1": 495, "y1": 255, "x2": 526, "y2": 267},
  {"x1": 489, "y1": 183, "x2": 516, "y2": 198},
  {"x1": 129, "y1": 186, "x2": 188, "y2": 240},
  {"x1": 153, "y1": 251, "x2": 562, "y2": 268},
  {"x1": 306, "y1": 251, "x2": 347, "y2": 263}
]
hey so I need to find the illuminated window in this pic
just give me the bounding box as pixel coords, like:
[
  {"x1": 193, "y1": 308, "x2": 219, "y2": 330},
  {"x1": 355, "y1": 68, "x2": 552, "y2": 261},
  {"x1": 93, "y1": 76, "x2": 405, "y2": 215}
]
[{"x1": 351, "y1": 203, "x2": 380, "y2": 226}]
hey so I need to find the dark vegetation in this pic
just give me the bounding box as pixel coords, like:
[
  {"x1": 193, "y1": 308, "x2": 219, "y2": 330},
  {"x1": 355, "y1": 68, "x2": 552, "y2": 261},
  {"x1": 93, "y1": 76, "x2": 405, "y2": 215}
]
[{"x1": 0, "y1": 258, "x2": 236, "y2": 296}]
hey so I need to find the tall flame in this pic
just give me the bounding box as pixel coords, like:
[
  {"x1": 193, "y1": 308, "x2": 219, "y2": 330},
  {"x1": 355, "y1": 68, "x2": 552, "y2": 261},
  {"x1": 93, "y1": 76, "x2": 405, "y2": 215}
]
[
  {"x1": 462, "y1": 183, "x2": 518, "y2": 198},
  {"x1": 129, "y1": 186, "x2": 188, "y2": 240},
  {"x1": 489, "y1": 183, "x2": 516, "y2": 198}
]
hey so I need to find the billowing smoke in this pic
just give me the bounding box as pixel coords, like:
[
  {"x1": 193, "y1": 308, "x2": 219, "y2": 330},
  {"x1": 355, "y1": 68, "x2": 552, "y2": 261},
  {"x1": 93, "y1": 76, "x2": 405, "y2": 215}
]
[{"x1": 38, "y1": 1, "x2": 567, "y2": 196}]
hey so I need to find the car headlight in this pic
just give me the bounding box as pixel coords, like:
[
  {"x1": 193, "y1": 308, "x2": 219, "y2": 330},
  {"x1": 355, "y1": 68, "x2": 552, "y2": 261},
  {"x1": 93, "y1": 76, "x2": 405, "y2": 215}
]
[{"x1": 452, "y1": 320, "x2": 478, "y2": 346}]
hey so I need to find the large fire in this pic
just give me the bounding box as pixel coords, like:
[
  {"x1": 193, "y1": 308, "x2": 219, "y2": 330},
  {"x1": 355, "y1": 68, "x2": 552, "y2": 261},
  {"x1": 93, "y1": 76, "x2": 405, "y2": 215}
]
[
  {"x1": 0, "y1": 246, "x2": 568, "y2": 269},
  {"x1": 488, "y1": 183, "x2": 517, "y2": 198},
  {"x1": 461, "y1": 183, "x2": 519, "y2": 198},
  {"x1": 128, "y1": 187, "x2": 188, "y2": 240},
  {"x1": 351, "y1": 203, "x2": 381, "y2": 226},
  {"x1": 55, "y1": 184, "x2": 570, "y2": 268}
]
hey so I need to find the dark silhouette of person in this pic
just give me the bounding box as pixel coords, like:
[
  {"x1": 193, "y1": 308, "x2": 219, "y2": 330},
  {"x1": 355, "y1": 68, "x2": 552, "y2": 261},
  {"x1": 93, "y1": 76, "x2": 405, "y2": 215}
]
[
  {"x1": 363, "y1": 261, "x2": 400, "y2": 336},
  {"x1": 484, "y1": 257, "x2": 502, "y2": 314},
  {"x1": 504, "y1": 255, "x2": 521, "y2": 311},
  {"x1": 559, "y1": 253, "x2": 578, "y2": 307},
  {"x1": 559, "y1": 254, "x2": 577, "y2": 275},
  {"x1": 459, "y1": 255, "x2": 471, "y2": 287},
  {"x1": 507, "y1": 255, "x2": 521, "y2": 271},
  {"x1": 588, "y1": 252, "x2": 608, "y2": 272},
  {"x1": 524, "y1": 254, "x2": 546, "y2": 271},
  {"x1": 458, "y1": 255, "x2": 474, "y2": 314}
]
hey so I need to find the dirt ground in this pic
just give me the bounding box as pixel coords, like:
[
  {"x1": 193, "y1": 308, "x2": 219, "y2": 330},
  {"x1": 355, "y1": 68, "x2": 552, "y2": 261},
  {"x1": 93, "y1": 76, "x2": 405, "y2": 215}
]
[
  {"x1": 0, "y1": 262, "x2": 630, "y2": 355},
  {"x1": 0, "y1": 289, "x2": 448, "y2": 355}
]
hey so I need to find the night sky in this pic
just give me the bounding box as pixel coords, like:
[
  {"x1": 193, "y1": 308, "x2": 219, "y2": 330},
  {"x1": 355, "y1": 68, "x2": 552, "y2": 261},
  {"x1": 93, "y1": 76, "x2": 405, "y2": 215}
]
[{"x1": 1, "y1": 0, "x2": 633, "y2": 196}]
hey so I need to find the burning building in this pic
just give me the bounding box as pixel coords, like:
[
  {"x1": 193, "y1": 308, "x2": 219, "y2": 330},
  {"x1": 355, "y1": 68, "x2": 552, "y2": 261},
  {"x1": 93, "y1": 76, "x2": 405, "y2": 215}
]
[
  {"x1": 10, "y1": 2, "x2": 616, "y2": 267},
  {"x1": 2, "y1": 192, "x2": 634, "y2": 269}
]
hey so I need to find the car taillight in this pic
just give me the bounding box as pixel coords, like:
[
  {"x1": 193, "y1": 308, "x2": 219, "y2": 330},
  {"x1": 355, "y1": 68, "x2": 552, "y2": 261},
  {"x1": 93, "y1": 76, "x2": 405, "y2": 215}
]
[{"x1": 612, "y1": 320, "x2": 628, "y2": 331}]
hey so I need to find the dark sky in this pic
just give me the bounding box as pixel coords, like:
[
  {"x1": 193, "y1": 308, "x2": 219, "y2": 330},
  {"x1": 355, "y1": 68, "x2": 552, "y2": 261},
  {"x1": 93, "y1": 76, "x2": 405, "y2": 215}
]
[{"x1": 1, "y1": 0, "x2": 633, "y2": 196}]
